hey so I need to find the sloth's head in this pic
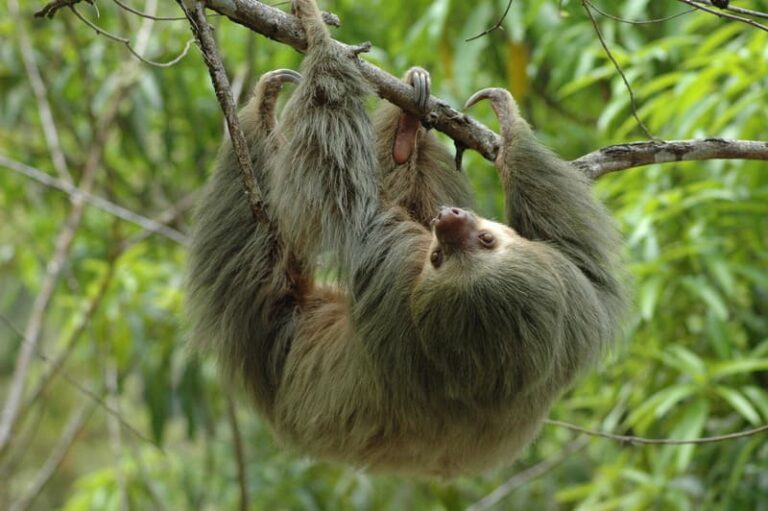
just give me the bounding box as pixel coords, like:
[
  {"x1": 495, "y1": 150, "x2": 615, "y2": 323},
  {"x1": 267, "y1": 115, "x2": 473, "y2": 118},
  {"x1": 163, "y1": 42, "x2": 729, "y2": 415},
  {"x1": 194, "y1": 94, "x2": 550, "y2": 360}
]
[
  {"x1": 409, "y1": 207, "x2": 563, "y2": 398},
  {"x1": 424, "y1": 207, "x2": 516, "y2": 273}
]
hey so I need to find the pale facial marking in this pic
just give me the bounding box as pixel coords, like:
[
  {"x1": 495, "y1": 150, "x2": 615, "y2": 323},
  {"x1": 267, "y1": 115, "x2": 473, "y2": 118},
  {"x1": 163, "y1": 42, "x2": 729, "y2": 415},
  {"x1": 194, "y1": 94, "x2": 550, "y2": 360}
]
[{"x1": 425, "y1": 214, "x2": 522, "y2": 272}]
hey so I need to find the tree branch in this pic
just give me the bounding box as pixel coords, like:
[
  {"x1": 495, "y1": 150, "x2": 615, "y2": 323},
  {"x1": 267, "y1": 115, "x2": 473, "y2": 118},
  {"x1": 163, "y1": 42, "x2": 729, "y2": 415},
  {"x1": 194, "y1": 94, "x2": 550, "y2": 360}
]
[
  {"x1": 695, "y1": 0, "x2": 768, "y2": 21},
  {"x1": 573, "y1": 138, "x2": 768, "y2": 179},
  {"x1": 0, "y1": 1, "x2": 156, "y2": 457},
  {"x1": 0, "y1": 154, "x2": 188, "y2": 245},
  {"x1": 194, "y1": 0, "x2": 768, "y2": 175},
  {"x1": 177, "y1": 0, "x2": 269, "y2": 224},
  {"x1": 545, "y1": 418, "x2": 768, "y2": 445},
  {"x1": 33, "y1": 0, "x2": 768, "y2": 177},
  {"x1": 467, "y1": 437, "x2": 589, "y2": 511},
  {"x1": 201, "y1": 0, "x2": 501, "y2": 161},
  {"x1": 677, "y1": 0, "x2": 768, "y2": 32}
]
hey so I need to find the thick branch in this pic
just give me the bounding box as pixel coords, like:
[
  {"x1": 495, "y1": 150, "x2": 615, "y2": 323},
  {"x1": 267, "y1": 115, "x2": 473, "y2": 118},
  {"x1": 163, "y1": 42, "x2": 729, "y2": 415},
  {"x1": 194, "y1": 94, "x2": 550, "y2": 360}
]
[
  {"x1": 34, "y1": 0, "x2": 768, "y2": 178},
  {"x1": 204, "y1": 0, "x2": 500, "y2": 161},
  {"x1": 201, "y1": 0, "x2": 768, "y2": 175},
  {"x1": 574, "y1": 138, "x2": 768, "y2": 179}
]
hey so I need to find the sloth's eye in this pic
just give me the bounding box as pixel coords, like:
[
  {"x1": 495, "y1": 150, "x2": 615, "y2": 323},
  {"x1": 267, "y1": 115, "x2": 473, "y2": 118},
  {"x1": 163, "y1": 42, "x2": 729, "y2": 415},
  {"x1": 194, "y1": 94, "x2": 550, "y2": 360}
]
[
  {"x1": 430, "y1": 248, "x2": 444, "y2": 268},
  {"x1": 478, "y1": 232, "x2": 496, "y2": 247}
]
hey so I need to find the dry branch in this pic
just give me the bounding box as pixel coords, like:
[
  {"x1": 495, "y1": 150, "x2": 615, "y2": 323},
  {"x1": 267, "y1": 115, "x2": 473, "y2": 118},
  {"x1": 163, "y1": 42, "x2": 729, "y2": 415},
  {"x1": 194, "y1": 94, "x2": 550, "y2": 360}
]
[
  {"x1": 200, "y1": 0, "x2": 501, "y2": 161},
  {"x1": 177, "y1": 0, "x2": 269, "y2": 223},
  {"x1": 33, "y1": 0, "x2": 768, "y2": 176},
  {"x1": 201, "y1": 0, "x2": 768, "y2": 174},
  {"x1": 574, "y1": 139, "x2": 768, "y2": 179},
  {"x1": 0, "y1": 0, "x2": 157, "y2": 457},
  {"x1": 545, "y1": 418, "x2": 768, "y2": 445},
  {"x1": 0, "y1": 155, "x2": 188, "y2": 244}
]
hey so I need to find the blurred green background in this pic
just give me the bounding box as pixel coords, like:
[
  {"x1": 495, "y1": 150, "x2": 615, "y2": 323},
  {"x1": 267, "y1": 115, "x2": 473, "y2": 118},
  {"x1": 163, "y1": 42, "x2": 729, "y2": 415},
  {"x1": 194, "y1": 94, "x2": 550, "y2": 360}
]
[{"x1": 1, "y1": 0, "x2": 767, "y2": 509}]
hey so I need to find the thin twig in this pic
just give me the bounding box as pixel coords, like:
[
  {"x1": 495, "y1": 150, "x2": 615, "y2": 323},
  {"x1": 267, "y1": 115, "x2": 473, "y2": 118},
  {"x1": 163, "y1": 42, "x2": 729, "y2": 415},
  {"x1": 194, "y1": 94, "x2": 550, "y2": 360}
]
[
  {"x1": 71, "y1": 6, "x2": 193, "y2": 67},
  {"x1": 679, "y1": 0, "x2": 768, "y2": 31},
  {"x1": 586, "y1": 0, "x2": 695, "y2": 25},
  {"x1": 0, "y1": 3, "x2": 156, "y2": 455},
  {"x1": 226, "y1": 396, "x2": 249, "y2": 511},
  {"x1": 112, "y1": 0, "x2": 187, "y2": 20},
  {"x1": 467, "y1": 437, "x2": 589, "y2": 511},
  {"x1": 544, "y1": 419, "x2": 768, "y2": 445},
  {"x1": 120, "y1": 192, "x2": 198, "y2": 250},
  {"x1": 466, "y1": 0, "x2": 514, "y2": 41},
  {"x1": 177, "y1": 0, "x2": 269, "y2": 224},
  {"x1": 582, "y1": 0, "x2": 654, "y2": 139},
  {"x1": 8, "y1": 401, "x2": 96, "y2": 511},
  {"x1": 0, "y1": 155, "x2": 188, "y2": 245}
]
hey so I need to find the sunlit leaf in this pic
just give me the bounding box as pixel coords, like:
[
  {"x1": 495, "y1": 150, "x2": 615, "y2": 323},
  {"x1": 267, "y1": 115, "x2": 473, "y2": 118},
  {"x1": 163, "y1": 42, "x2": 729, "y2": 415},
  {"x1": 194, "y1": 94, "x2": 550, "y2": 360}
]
[{"x1": 714, "y1": 386, "x2": 762, "y2": 425}]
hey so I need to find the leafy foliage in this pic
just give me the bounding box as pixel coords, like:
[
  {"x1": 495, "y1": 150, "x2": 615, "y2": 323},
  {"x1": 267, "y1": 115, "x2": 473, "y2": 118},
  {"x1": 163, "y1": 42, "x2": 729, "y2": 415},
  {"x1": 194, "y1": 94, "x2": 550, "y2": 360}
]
[{"x1": 1, "y1": 1, "x2": 767, "y2": 509}]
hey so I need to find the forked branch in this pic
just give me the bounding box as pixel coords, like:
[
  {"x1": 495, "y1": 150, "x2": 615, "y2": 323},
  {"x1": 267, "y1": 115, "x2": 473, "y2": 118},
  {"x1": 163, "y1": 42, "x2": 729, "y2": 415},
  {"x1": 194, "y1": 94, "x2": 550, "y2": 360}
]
[{"x1": 32, "y1": 0, "x2": 768, "y2": 177}]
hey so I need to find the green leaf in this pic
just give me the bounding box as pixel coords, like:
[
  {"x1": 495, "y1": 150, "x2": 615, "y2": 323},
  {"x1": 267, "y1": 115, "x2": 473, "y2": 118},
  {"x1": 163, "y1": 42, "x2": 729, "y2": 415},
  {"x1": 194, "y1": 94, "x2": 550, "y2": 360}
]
[
  {"x1": 661, "y1": 346, "x2": 706, "y2": 381},
  {"x1": 714, "y1": 386, "x2": 761, "y2": 425},
  {"x1": 639, "y1": 275, "x2": 663, "y2": 320},
  {"x1": 626, "y1": 384, "x2": 698, "y2": 430},
  {"x1": 681, "y1": 276, "x2": 729, "y2": 320},
  {"x1": 711, "y1": 359, "x2": 768, "y2": 380},
  {"x1": 694, "y1": 23, "x2": 745, "y2": 57},
  {"x1": 669, "y1": 398, "x2": 708, "y2": 471},
  {"x1": 558, "y1": 65, "x2": 615, "y2": 98},
  {"x1": 741, "y1": 385, "x2": 768, "y2": 421}
]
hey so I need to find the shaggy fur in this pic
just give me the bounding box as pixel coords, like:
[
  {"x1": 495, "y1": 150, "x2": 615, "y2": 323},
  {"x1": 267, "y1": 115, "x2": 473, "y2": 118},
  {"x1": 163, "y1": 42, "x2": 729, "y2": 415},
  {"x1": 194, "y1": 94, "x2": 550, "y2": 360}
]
[{"x1": 186, "y1": 0, "x2": 625, "y2": 477}]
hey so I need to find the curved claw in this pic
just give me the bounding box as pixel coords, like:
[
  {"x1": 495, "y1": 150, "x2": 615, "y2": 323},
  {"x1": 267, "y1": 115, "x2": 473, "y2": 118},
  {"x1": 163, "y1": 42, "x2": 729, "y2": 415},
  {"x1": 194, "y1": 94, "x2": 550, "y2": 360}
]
[
  {"x1": 262, "y1": 68, "x2": 303, "y2": 85},
  {"x1": 464, "y1": 87, "x2": 505, "y2": 110},
  {"x1": 256, "y1": 69, "x2": 302, "y2": 99},
  {"x1": 391, "y1": 67, "x2": 433, "y2": 165},
  {"x1": 464, "y1": 87, "x2": 519, "y2": 140},
  {"x1": 252, "y1": 69, "x2": 302, "y2": 134},
  {"x1": 405, "y1": 67, "x2": 431, "y2": 111}
]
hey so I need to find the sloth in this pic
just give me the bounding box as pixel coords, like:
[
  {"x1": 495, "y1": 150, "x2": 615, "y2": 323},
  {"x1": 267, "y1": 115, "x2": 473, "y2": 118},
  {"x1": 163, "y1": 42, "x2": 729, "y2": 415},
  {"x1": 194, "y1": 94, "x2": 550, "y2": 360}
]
[{"x1": 186, "y1": 0, "x2": 625, "y2": 477}]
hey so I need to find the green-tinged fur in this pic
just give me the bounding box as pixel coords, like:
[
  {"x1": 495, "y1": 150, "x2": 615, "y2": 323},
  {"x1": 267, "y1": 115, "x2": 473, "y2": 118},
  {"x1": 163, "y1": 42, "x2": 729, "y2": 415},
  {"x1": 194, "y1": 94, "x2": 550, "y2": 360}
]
[
  {"x1": 186, "y1": 0, "x2": 625, "y2": 477},
  {"x1": 185, "y1": 72, "x2": 308, "y2": 416}
]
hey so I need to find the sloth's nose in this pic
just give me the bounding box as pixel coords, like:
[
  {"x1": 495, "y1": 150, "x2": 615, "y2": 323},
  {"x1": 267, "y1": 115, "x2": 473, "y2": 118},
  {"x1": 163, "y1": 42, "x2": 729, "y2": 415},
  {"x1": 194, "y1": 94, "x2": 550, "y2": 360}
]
[{"x1": 433, "y1": 207, "x2": 474, "y2": 251}]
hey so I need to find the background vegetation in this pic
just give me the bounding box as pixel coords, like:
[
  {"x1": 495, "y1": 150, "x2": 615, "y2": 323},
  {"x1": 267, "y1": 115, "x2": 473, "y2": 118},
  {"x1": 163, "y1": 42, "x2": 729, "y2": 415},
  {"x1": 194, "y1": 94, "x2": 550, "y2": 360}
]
[{"x1": 1, "y1": 0, "x2": 767, "y2": 509}]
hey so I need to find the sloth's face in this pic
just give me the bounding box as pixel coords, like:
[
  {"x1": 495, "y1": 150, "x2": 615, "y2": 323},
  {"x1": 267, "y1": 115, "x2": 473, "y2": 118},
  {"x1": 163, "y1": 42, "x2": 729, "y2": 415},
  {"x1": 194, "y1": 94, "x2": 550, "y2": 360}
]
[
  {"x1": 410, "y1": 208, "x2": 526, "y2": 340},
  {"x1": 425, "y1": 207, "x2": 520, "y2": 273},
  {"x1": 409, "y1": 208, "x2": 543, "y2": 390}
]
